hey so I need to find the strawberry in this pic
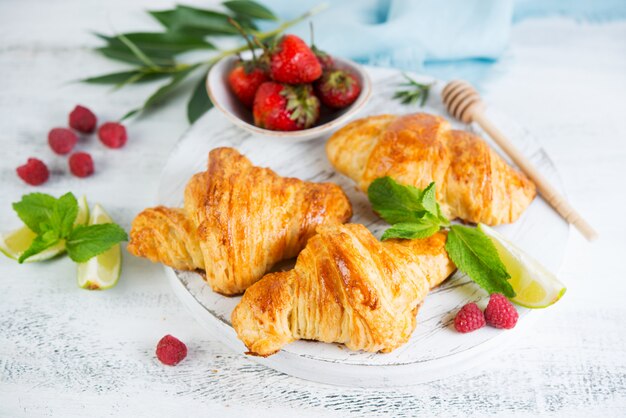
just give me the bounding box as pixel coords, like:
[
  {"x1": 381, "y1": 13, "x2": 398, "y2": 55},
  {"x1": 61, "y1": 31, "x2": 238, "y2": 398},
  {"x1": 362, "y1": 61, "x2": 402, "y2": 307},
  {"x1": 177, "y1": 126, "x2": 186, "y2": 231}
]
[
  {"x1": 268, "y1": 35, "x2": 322, "y2": 84},
  {"x1": 253, "y1": 82, "x2": 320, "y2": 131},
  {"x1": 227, "y1": 60, "x2": 270, "y2": 108},
  {"x1": 314, "y1": 68, "x2": 362, "y2": 109}
]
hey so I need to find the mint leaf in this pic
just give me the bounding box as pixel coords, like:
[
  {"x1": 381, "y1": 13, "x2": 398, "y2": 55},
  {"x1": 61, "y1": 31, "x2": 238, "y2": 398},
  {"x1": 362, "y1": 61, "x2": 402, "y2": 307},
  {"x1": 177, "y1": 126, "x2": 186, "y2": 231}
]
[
  {"x1": 381, "y1": 219, "x2": 441, "y2": 240},
  {"x1": 18, "y1": 230, "x2": 60, "y2": 263},
  {"x1": 368, "y1": 177, "x2": 428, "y2": 224},
  {"x1": 435, "y1": 201, "x2": 450, "y2": 226},
  {"x1": 419, "y1": 182, "x2": 438, "y2": 216},
  {"x1": 445, "y1": 225, "x2": 515, "y2": 297},
  {"x1": 51, "y1": 192, "x2": 78, "y2": 238},
  {"x1": 66, "y1": 224, "x2": 128, "y2": 263},
  {"x1": 12, "y1": 193, "x2": 57, "y2": 234}
]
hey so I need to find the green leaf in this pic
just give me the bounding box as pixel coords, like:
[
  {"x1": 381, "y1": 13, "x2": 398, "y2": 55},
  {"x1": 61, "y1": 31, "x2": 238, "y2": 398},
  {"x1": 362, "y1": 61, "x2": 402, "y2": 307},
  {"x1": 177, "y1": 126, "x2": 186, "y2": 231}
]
[
  {"x1": 95, "y1": 32, "x2": 214, "y2": 56},
  {"x1": 149, "y1": 6, "x2": 238, "y2": 36},
  {"x1": 233, "y1": 14, "x2": 259, "y2": 31},
  {"x1": 66, "y1": 224, "x2": 128, "y2": 263},
  {"x1": 223, "y1": 0, "x2": 278, "y2": 21},
  {"x1": 82, "y1": 70, "x2": 170, "y2": 85},
  {"x1": 12, "y1": 193, "x2": 57, "y2": 234},
  {"x1": 95, "y1": 46, "x2": 175, "y2": 67},
  {"x1": 368, "y1": 177, "x2": 432, "y2": 224},
  {"x1": 120, "y1": 108, "x2": 141, "y2": 122},
  {"x1": 115, "y1": 33, "x2": 161, "y2": 69},
  {"x1": 18, "y1": 230, "x2": 60, "y2": 264},
  {"x1": 187, "y1": 71, "x2": 213, "y2": 124},
  {"x1": 51, "y1": 192, "x2": 78, "y2": 238},
  {"x1": 143, "y1": 65, "x2": 198, "y2": 110},
  {"x1": 381, "y1": 220, "x2": 441, "y2": 241},
  {"x1": 445, "y1": 225, "x2": 515, "y2": 297}
]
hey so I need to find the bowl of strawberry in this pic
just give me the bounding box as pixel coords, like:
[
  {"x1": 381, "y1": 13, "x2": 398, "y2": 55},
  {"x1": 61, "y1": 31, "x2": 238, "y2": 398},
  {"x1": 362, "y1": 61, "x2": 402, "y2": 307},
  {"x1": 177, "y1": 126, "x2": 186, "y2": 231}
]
[{"x1": 207, "y1": 34, "x2": 371, "y2": 141}]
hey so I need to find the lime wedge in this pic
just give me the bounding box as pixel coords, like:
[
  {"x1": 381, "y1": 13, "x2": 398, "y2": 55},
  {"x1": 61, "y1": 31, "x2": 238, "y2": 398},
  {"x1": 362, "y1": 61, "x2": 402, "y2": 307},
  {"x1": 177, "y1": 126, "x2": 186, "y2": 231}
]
[
  {"x1": 0, "y1": 227, "x2": 65, "y2": 262},
  {"x1": 479, "y1": 223, "x2": 566, "y2": 308},
  {"x1": 0, "y1": 195, "x2": 89, "y2": 262},
  {"x1": 75, "y1": 195, "x2": 90, "y2": 226},
  {"x1": 77, "y1": 204, "x2": 122, "y2": 290}
]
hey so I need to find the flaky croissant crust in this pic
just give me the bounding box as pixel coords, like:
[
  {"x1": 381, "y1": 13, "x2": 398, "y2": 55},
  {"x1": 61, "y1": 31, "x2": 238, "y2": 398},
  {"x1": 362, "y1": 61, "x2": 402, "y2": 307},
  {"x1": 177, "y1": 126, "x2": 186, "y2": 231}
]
[
  {"x1": 232, "y1": 223, "x2": 455, "y2": 356},
  {"x1": 128, "y1": 147, "x2": 352, "y2": 295},
  {"x1": 326, "y1": 113, "x2": 536, "y2": 225}
]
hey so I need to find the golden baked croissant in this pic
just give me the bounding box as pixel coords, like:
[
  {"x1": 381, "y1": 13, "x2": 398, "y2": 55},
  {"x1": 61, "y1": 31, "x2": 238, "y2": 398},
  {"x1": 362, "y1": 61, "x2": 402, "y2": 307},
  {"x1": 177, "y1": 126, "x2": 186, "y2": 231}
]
[
  {"x1": 232, "y1": 223, "x2": 455, "y2": 356},
  {"x1": 326, "y1": 113, "x2": 536, "y2": 225},
  {"x1": 127, "y1": 147, "x2": 352, "y2": 295}
]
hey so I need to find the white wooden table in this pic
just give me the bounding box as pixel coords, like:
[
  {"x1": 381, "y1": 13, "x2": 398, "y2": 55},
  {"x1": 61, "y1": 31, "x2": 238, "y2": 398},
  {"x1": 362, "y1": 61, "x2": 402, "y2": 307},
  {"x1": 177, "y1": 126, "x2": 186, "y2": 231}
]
[{"x1": 1, "y1": 1, "x2": 625, "y2": 416}]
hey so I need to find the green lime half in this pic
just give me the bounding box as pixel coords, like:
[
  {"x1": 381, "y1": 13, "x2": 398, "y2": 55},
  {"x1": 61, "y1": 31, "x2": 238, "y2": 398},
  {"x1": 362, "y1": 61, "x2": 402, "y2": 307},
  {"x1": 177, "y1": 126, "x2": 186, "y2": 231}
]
[
  {"x1": 77, "y1": 204, "x2": 122, "y2": 290},
  {"x1": 479, "y1": 223, "x2": 566, "y2": 308}
]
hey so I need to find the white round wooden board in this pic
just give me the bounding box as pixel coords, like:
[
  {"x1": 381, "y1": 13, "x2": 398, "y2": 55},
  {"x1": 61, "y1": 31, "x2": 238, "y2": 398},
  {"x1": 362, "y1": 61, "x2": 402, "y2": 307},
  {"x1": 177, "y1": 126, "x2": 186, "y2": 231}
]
[{"x1": 157, "y1": 66, "x2": 570, "y2": 387}]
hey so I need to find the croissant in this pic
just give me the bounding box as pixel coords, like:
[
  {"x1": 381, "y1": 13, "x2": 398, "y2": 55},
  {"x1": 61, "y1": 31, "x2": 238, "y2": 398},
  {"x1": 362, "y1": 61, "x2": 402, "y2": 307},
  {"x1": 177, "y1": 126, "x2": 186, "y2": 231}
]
[
  {"x1": 232, "y1": 223, "x2": 455, "y2": 356},
  {"x1": 127, "y1": 147, "x2": 352, "y2": 295},
  {"x1": 326, "y1": 113, "x2": 536, "y2": 225}
]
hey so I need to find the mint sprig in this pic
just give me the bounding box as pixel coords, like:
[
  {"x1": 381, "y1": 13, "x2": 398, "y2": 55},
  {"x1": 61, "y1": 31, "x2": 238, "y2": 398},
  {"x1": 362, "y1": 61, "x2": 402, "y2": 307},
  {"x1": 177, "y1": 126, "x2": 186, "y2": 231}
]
[
  {"x1": 10, "y1": 192, "x2": 128, "y2": 264},
  {"x1": 367, "y1": 177, "x2": 515, "y2": 298},
  {"x1": 368, "y1": 178, "x2": 449, "y2": 234}
]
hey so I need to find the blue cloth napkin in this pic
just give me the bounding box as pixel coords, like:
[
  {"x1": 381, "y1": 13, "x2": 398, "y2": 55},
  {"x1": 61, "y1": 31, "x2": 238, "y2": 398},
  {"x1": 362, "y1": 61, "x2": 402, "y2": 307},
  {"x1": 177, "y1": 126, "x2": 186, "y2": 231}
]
[
  {"x1": 261, "y1": 0, "x2": 626, "y2": 84},
  {"x1": 263, "y1": 0, "x2": 513, "y2": 68}
]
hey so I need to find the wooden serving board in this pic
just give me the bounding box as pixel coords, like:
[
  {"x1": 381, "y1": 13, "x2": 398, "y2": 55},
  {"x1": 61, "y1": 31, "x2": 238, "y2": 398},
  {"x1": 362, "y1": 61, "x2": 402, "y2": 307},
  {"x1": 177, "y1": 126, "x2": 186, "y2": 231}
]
[{"x1": 157, "y1": 66, "x2": 569, "y2": 387}]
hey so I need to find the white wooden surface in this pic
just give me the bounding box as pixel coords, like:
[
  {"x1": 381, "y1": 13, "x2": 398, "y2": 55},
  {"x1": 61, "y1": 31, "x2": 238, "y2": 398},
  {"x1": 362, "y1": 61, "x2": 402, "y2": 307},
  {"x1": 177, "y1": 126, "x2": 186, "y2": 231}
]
[{"x1": 1, "y1": 1, "x2": 625, "y2": 416}]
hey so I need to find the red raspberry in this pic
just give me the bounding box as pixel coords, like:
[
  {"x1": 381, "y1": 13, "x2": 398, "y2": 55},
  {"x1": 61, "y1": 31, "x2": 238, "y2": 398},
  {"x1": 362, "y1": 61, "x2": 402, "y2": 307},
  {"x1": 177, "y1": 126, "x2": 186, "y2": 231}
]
[
  {"x1": 68, "y1": 152, "x2": 94, "y2": 178},
  {"x1": 484, "y1": 293, "x2": 519, "y2": 329},
  {"x1": 156, "y1": 335, "x2": 187, "y2": 366},
  {"x1": 454, "y1": 302, "x2": 486, "y2": 333},
  {"x1": 16, "y1": 158, "x2": 49, "y2": 186},
  {"x1": 98, "y1": 122, "x2": 127, "y2": 149},
  {"x1": 48, "y1": 128, "x2": 78, "y2": 155},
  {"x1": 69, "y1": 105, "x2": 97, "y2": 133}
]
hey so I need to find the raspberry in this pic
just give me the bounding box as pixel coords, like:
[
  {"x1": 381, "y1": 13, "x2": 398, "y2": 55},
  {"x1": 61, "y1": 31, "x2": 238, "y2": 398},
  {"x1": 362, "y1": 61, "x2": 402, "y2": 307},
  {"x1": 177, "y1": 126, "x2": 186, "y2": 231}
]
[
  {"x1": 454, "y1": 302, "x2": 486, "y2": 333},
  {"x1": 68, "y1": 152, "x2": 94, "y2": 178},
  {"x1": 69, "y1": 105, "x2": 97, "y2": 133},
  {"x1": 156, "y1": 335, "x2": 187, "y2": 366},
  {"x1": 98, "y1": 122, "x2": 127, "y2": 149},
  {"x1": 484, "y1": 293, "x2": 519, "y2": 329},
  {"x1": 16, "y1": 158, "x2": 49, "y2": 186},
  {"x1": 48, "y1": 128, "x2": 78, "y2": 155}
]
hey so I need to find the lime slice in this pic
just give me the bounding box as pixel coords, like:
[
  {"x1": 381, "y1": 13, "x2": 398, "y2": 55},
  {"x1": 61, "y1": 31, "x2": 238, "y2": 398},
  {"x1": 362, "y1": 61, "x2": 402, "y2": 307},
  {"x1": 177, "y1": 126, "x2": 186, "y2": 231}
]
[
  {"x1": 479, "y1": 224, "x2": 566, "y2": 308},
  {"x1": 0, "y1": 195, "x2": 89, "y2": 262},
  {"x1": 77, "y1": 204, "x2": 122, "y2": 290}
]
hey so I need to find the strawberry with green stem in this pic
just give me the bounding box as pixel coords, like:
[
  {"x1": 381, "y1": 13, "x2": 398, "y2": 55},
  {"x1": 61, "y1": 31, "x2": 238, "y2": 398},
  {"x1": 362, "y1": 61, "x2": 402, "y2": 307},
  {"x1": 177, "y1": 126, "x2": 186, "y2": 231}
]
[
  {"x1": 226, "y1": 18, "x2": 270, "y2": 108},
  {"x1": 259, "y1": 33, "x2": 322, "y2": 84}
]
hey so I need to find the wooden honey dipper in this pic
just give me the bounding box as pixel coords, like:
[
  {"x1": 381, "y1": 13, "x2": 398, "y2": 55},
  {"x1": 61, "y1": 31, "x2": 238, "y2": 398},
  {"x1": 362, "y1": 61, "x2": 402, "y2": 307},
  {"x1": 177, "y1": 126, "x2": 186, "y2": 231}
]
[{"x1": 442, "y1": 80, "x2": 598, "y2": 241}]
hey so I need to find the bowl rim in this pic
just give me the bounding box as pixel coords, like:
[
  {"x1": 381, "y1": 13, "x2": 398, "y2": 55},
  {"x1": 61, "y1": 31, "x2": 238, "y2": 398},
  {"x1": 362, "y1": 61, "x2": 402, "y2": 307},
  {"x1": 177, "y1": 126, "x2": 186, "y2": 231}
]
[{"x1": 206, "y1": 54, "x2": 372, "y2": 138}]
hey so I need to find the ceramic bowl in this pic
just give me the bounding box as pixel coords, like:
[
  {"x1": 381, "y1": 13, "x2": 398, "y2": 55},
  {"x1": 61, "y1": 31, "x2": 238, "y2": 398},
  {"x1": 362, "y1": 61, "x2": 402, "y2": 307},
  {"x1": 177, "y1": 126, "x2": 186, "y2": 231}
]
[{"x1": 206, "y1": 51, "x2": 372, "y2": 141}]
